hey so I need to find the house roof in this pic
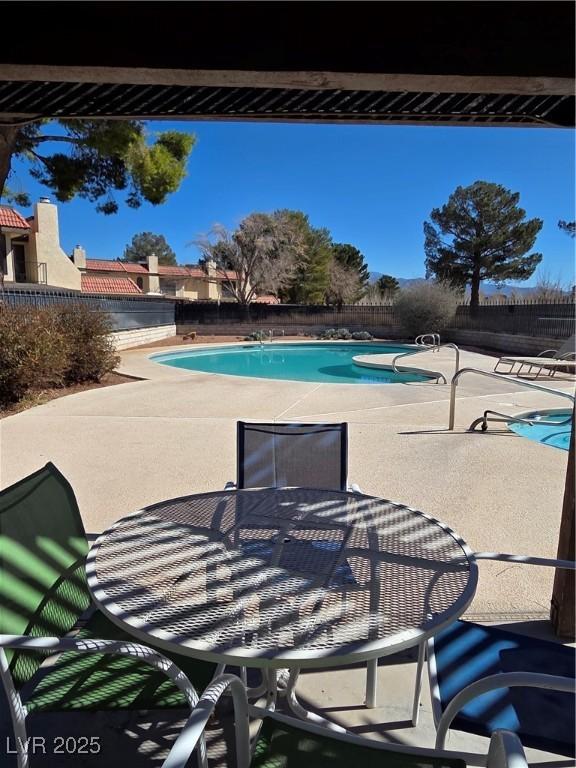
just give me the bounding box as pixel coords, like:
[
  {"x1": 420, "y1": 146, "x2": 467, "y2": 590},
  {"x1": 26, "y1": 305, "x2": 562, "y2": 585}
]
[
  {"x1": 158, "y1": 265, "x2": 199, "y2": 277},
  {"x1": 83, "y1": 258, "x2": 239, "y2": 281},
  {"x1": 253, "y1": 295, "x2": 280, "y2": 304},
  {"x1": 85, "y1": 259, "x2": 147, "y2": 274},
  {"x1": 81, "y1": 274, "x2": 142, "y2": 294},
  {"x1": 0, "y1": 206, "x2": 30, "y2": 230}
]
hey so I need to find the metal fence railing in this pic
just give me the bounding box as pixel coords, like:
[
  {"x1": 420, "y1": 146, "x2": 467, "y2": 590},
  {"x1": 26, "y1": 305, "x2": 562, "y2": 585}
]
[
  {"x1": 2, "y1": 287, "x2": 574, "y2": 338},
  {"x1": 175, "y1": 302, "x2": 399, "y2": 330},
  {"x1": 452, "y1": 302, "x2": 575, "y2": 338},
  {"x1": 0, "y1": 288, "x2": 176, "y2": 331}
]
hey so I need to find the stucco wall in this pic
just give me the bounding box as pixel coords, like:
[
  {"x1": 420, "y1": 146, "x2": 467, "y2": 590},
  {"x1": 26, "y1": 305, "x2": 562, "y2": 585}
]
[{"x1": 28, "y1": 201, "x2": 81, "y2": 290}]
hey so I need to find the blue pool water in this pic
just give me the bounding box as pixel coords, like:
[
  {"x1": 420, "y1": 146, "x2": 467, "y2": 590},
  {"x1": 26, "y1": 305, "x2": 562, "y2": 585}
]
[
  {"x1": 152, "y1": 343, "x2": 431, "y2": 384},
  {"x1": 508, "y1": 410, "x2": 572, "y2": 451}
]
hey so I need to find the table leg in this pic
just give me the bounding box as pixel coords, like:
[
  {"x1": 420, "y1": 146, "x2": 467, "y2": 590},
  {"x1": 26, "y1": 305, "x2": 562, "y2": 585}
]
[
  {"x1": 283, "y1": 667, "x2": 348, "y2": 733},
  {"x1": 365, "y1": 658, "x2": 378, "y2": 708},
  {"x1": 411, "y1": 641, "x2": 426, "y2": 727}
]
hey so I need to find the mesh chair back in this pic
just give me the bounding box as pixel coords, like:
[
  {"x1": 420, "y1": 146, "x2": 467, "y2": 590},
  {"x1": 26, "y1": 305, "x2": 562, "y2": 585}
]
[
  {"x1": 237, "y1": 422, "x2": 348, "y2": 490},
  {"x1": 557, "y1": 334, "x2": 575, "y2": 357},
  {"x1": 0, "y1": 463, "x2": 90, "y2": 689}
]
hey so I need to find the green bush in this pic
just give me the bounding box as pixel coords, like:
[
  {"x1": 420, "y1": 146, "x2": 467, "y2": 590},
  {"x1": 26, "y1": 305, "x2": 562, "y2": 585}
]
[
  {"x1": 0, "y1": 303, "x2": 119, "y2": 408},
  {"x1": 57, "y1": 304, "x2": 119, "y2": 383},
  {"x1": 351, "y1": 331, "x2": 373, "y2": 340},
  {"x1": 394, "y1": 282, "x2": 460, "y2": 338}
]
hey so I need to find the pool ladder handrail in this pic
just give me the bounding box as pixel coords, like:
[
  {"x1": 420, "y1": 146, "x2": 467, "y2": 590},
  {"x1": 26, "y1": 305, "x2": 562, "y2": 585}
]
[
  {"x1": 448, "y1": 367, "x2": 575, "y2": 430},
  {"x1": 415, "y1": 333, "x2": 440, "y2": 347},
  {"x1": 469, "y1": 409, "x2": 574, "y2": 432},
  {"x1": 392, "y1": 343, "x2": 461, "y2": 385}
]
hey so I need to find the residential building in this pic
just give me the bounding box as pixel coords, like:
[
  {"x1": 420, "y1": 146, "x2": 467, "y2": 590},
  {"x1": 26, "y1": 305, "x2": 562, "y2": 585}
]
[
  {"x1": 0, "y1": 199, "x2": 81, "y2": 291},
  {"x1": 0, "y1": 199, "x2": 241, "y2": 299}
]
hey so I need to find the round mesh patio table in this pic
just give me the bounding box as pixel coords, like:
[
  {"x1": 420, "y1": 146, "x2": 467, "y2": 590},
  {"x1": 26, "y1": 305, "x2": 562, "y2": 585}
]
[{"x1": 87, "y1": 488, "x2": 478, "y2": 669}]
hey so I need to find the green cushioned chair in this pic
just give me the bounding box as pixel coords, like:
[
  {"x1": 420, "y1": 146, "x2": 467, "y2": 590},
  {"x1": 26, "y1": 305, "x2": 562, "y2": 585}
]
[{"x1": 0, "y1": 462, "x2": 217, "y2": 768}]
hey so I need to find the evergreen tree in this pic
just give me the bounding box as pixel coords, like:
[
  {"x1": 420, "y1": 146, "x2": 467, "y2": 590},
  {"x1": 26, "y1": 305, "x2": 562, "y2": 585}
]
[
  {"x1": 376, "y1": 275, "x2": 400, "y2": 300},
  {"x1": 1, "y1": 120, "x2": 195, "y2": 214},
  {"x1": 424, "y1": 181, "x2": 543, "y2": 309},
  {"x1": 124, "y1": 232, "x2": 177, "y2": 265},
  {"x1": 558, "y1": 220, "x2": 576, "y2": 238},
  {"x1": 275, "y1": 210, "x2": 332, "y2": 304},
  {"x1": 331, "y1": 243, "x2": 370, "y2": 297}
]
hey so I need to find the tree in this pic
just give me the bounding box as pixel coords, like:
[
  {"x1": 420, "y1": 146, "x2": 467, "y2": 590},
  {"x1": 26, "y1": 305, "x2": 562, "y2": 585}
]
[
  {"x1": 277, "y1": 211, "x2": 333, "y2": 304},
  {"x1": 424, "y1": 181, "x2": 543, "y2": 310},
  {"x1": 531, "y1": 272, "x2": 570, "y2": 302},
  {"x1": 376, "y1": 275, "x2": 400, "y2": 301},
  {"x1": 331, "y1": 243, "x2": 370, "y2": 298},
  {"x1": 193, "y1": 212, "x2": 306, "y2": 306},
  {"x1": 325, "y1": 260, "x2": 361, "y2": 308},
  {"x1": 124, "y1": 232, "x2": 177, "y2": 265},
  {"x1": 0, "y1": 120, "x2": 195, "y2": 214},
  {"x1": 558, "y1": 220, "x2": 576, "y2": 238}
]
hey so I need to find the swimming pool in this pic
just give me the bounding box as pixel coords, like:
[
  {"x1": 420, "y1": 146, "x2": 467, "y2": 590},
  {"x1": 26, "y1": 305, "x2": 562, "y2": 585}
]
[
  {"x1": 152, "y1": 342, "x2": 432, "y2": 384},
  {"x1": 508, "y1": 409, "x2": 572, "y2": 451}
]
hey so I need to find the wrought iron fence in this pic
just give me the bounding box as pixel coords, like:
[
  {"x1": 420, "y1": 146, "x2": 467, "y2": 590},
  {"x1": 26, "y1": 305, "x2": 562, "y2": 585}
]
[
  {"x1": 175, "y1": 301, "x2": 399, "y2": 330},
  {"x1": 0, "y1": 288, "x2": 176, "y2": 331},
  {"x1": 453, "y1": 302, "x2": 575, "y2": 337},
  {"x1": 2, "y1": 287, "x2": 574, "y2": 338}
]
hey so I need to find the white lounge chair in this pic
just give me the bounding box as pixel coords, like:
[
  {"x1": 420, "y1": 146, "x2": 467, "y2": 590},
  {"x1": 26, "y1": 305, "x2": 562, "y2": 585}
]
[{"x1": 494, "y1": 334, "x2": 575, "y2": 377}]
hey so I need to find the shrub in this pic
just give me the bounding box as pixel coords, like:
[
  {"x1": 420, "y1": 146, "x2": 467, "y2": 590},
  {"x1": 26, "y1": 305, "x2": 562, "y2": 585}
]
[
  {"x1": 319, "y1": 328, "x2": 354, "y2": 340},
  {"x1": 351, "y1": 331, "x2": 373, "y2": 340},
  {"x1": 57, "y1": 304, "x2": 119, "y2": 383},
  {"x1": 244, "y1": 330, "x2": 269, "y2": 341},
  {"x1": 394, "y1": 282, "x2": 460, "y2": 338},
  {"x1": 0, "y1": 303, "x2": 118, "y2": 408},
  {"x1": 0, "y1": 305, "x2": 70, "y2": 407}
]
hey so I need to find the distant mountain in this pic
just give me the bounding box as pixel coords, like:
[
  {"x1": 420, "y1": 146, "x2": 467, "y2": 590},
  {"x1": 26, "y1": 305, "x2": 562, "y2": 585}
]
[{"x1": 368, "y1": 273, "x2": 537, "y2": 296}]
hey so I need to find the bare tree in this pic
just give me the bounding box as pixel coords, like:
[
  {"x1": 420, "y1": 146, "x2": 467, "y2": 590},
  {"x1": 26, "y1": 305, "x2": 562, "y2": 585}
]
[
  {"x1": 326, "y1": 260, "x2": 361, "y2": 307},
  {"x1": 532, "y1": 272, "x2": 570, "y2": 302},
  {"x1": 193, "y1": 212, "x2": 305, "y2": 306}
]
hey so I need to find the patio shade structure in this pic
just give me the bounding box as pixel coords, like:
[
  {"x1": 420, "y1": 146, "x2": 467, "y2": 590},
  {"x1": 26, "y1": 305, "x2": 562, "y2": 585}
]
[
  {"x1": 0, "y1": 1, "x2": 573, "y2": 127},
  {"x1": 0, "y1": 0, "x2": 573, "y2": 632}
]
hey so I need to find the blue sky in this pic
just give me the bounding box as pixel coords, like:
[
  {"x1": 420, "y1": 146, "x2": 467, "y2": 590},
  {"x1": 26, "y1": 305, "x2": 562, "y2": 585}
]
[{"x1": 8, "y1": 121, "x2": 576, "y2": 285}]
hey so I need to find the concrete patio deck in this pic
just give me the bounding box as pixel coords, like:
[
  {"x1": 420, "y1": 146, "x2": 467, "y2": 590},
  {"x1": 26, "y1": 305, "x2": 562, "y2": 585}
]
[{"x1": 1, "y1": 341, "x2": 573, "y2": 766}]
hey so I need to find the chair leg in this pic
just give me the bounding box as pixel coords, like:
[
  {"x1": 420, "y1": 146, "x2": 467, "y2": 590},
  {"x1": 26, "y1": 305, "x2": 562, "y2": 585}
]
[
  {"x1": 365, "y1": 658, "x2": 378, "y2": 708},
  {"x1": 411, "y1": 641, "x2": 426, "y2": 727}
]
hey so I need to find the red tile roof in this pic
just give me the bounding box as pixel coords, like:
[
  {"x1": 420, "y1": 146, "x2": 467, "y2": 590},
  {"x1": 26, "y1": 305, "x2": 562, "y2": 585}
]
[
  {"x1": 85, "y1": 259, "x2": 148, "y2": 274},
  {"x1": 121, "y1": 262, "x2": 149, "y2": 274},
  {"x1": 0, "y1": 206, "x2": 31, "y2": 230},
  {"x1": 158, "y1": 265, "x2": 195, "y2": 276},
  {"x1": 253, "y1": 295, "x2": 280, "y2": 304},
  {"x1": 214, "y1": 269, "x2": 239, "y2": 280},
  {"x1": 81, "y1": 275, "x2": 142, "y2": 294}
]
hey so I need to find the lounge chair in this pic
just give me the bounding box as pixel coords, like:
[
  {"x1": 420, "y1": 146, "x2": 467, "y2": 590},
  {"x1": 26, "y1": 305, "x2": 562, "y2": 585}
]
[
  {"x1": 494, "y1": 334, "x2": 575, "y2": 377},
  {"x1": 426, "y1": 552, "x2": 576, "y2": 758},
  {"x1": 0, "y1": 463, "x2": 218, "y2": 768}
]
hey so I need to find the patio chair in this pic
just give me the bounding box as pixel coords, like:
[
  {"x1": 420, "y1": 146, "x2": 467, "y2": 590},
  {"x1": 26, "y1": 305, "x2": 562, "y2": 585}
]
[
  {"x1": 494, "y1": 334, "x2": 575, "y2": 377},
  {"x1": 0, "y1": 462, "x2": 218, "y2": 768},
  {"x1": 425, "y1": 552, "x2": 576, "y2": 757},
  {"x1": 227, "y1": 421, "x2": 361, "y2": 492},
  {"x1": 157, "y1": 670, "x2": 531, "y2": 768}
]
